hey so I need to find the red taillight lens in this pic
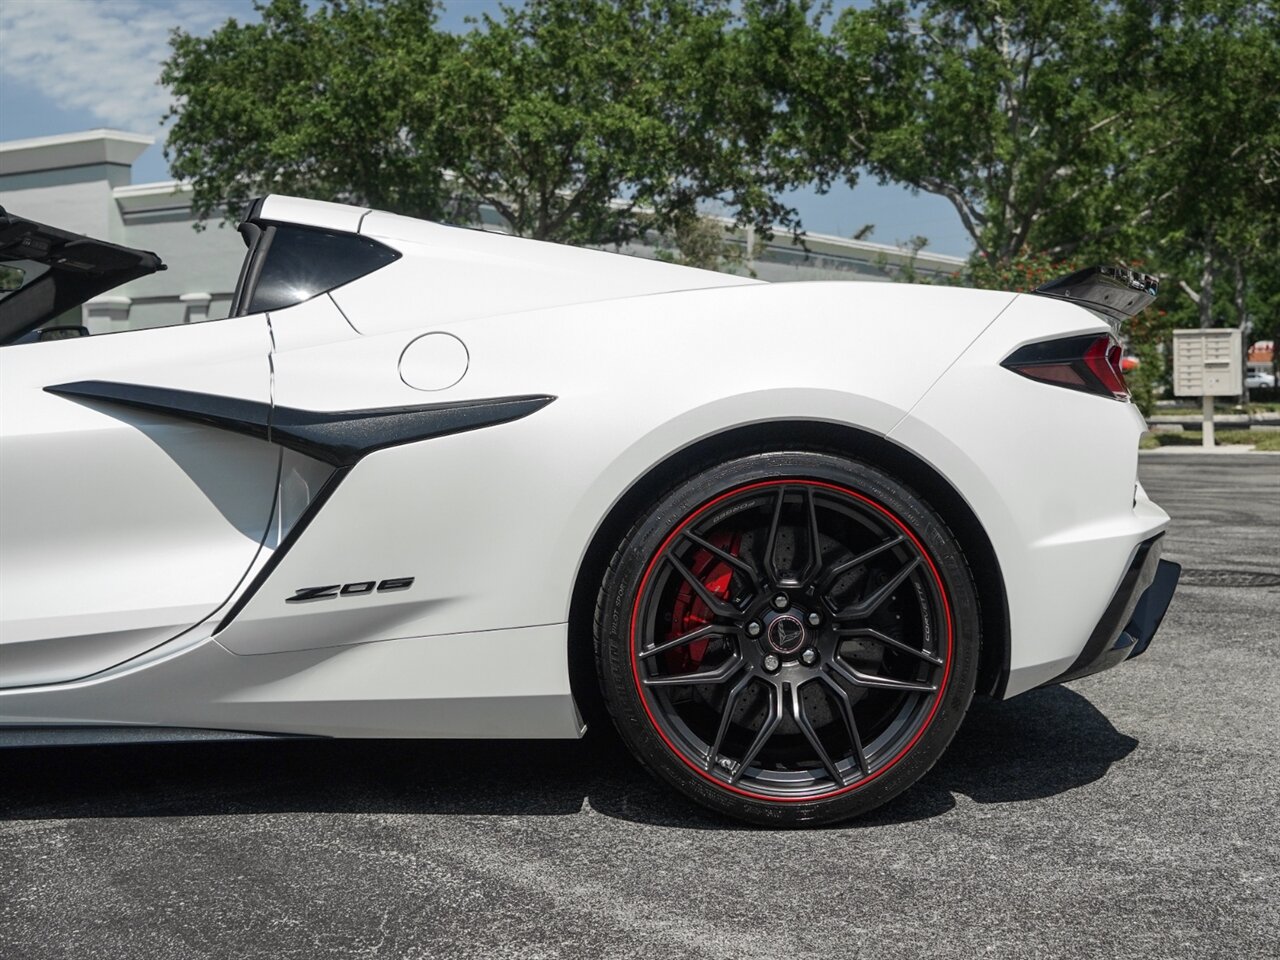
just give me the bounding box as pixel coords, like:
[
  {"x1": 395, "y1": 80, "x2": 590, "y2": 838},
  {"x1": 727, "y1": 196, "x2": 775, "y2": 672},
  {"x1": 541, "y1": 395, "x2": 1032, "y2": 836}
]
[{"x1": 1002, "y1": 334, "x2": 1130, "y2": 401}]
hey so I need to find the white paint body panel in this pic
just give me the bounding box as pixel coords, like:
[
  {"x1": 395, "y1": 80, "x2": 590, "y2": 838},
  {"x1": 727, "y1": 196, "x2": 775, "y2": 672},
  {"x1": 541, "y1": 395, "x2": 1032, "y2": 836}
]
[
  {"x1": 336, "y1": 209, "x2": 759, "y2": 337},
  {"x1": 219, "y1": 280, "x2": 1014, "y2": 659},
  {"x1": 0, "y1": 624, "x2": 579, "y2": 739},
  {"x1": 0, "y1": 195, "x2": 1170, "y2": 737},
  {"x1": 257, "y1": 194, "x2": 369, "y2": 234},
  {"x1": 0, "y1": 318, "x2": 278, "y2": 688},
  {"x1": 888, "y1": 294, "x2": 1163, "y2": 693}
]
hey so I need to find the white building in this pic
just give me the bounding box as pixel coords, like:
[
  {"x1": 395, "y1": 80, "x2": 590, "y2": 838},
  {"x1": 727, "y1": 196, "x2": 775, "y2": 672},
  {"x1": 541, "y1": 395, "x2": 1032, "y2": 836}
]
[{"x1": 1, "y1": 129, "x2": 967, "y2": 334}]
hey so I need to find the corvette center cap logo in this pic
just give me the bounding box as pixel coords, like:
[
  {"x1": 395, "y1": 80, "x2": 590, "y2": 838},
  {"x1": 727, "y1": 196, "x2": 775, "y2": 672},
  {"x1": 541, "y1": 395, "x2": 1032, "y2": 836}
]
[{"x1": 767, "y1": 614, "x2": 807, "y2": 655}]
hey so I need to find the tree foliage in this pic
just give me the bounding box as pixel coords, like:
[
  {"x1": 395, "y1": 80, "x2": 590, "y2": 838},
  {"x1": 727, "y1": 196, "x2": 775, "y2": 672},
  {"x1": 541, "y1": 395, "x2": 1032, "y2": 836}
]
[
  {"x1": 162, "y1": 0, "x2": 795, "y2": 244},
  {"x1": 162, "y1": 0, "x2": 457, "y2": 225},
  {"x1": 437, "y1": 0, "x2": 749, "y2": 243},
  {"x1": 652, "y1": 211, "x2": 762, "y2": 274},
  {"x1": 1137, "y1": 1, "x2": 1280, "y2": 334},
  {"x1": 810, "y1": 0, "x2": 1160, "y2": 266},
  {"x1": 952, "y1": 249, "x2": 1084, "y2": 294}
]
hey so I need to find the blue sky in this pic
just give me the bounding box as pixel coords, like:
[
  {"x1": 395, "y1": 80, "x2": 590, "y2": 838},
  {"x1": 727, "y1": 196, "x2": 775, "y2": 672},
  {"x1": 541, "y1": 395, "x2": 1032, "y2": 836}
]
[{"x1": 0, "y1": 0, "x2": 971, "y2": 255}]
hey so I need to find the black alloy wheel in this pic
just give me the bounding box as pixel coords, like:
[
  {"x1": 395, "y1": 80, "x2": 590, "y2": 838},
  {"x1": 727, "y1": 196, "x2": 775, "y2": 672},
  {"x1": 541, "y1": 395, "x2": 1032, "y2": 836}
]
[{"x1": 595, "y1": 451, "x2": 980, "y2": 826}]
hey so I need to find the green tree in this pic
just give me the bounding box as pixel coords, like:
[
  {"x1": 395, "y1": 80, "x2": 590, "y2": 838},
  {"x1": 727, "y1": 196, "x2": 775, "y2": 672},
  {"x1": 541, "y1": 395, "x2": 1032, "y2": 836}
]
[
  {"x1": 653, "y1": 211, "x2": 763, "y2": 274},
  {"x1": 162, "y1": 0, "x2": 796, "y2": 246},
  {"x1": 162, "y1": 0, "x2": 457, "y2": 225},
  {"x1": 434, "y1": 0, "x2": 805, "y2": 244},
  {"x1": 952, "y1": 249, "x2": 1084, "y2": 293},
  {"x1": 1137, "y1": 1, "x2": 1280, "y2": 334},
  {"x1": 734, "y1": 0, "x2": 849, "y2": 231},
  {"x1": 807, "y1": 0, "x2": 1157, "y2": 267}
]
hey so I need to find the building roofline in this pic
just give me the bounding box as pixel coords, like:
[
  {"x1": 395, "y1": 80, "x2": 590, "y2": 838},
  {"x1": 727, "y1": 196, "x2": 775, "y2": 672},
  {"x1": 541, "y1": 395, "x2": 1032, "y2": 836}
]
[
  {"x1": 764, "y1": 228, "x2": 967, "y2": 268},
  {"x1": 114, "y1": 180, "x2": 192, "y2": 214},
  {"x1": 114, "y1": 180, "x2": 188, "y2": 197},
  {"x1": 0, "y1": 129, "x2": 154, "y2": 177},
  {"x1": 688, "y1": 211, "x2": 966, "y2": 268}
]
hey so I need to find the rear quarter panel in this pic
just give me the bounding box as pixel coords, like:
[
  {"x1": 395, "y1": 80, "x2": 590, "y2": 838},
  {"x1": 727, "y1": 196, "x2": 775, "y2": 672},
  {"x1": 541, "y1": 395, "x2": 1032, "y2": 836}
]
[
  {"x1": 890, "y1": 294, "x2": 1167, "y2": 694},
  {"x1": 216, "y1": 280, "x2": 1016, "y2": 657}
]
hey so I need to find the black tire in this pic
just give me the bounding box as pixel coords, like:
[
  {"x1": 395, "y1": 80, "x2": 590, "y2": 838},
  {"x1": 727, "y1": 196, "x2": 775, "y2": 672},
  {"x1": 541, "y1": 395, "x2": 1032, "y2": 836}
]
[{"x1": 593, "y1": 450, "x2": 980, "y2": 826}]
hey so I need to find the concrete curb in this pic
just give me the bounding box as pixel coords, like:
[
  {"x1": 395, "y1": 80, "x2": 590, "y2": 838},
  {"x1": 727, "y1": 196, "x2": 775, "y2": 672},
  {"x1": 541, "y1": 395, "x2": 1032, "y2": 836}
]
[{"x1": 1139, "y1": 446, "x2": 1280, "y2": 455}]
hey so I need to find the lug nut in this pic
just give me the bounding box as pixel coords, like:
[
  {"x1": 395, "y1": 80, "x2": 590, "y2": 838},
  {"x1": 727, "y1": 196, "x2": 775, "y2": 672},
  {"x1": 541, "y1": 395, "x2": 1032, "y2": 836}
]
[
  {"x1": 746, "y1": 621, "x2": 762, "y2": 637},
  {"x1": 763, "y1": 654, "x2": 781, "y2": 673},
  {"x1": 772, "y1": 593, "x2": 789, "y2": 610},
  {"x1": 801, "y1": 648, "x2": 818, "y2": 666},
  {"x1": 807, "y1": 611, "x2": 821, "y2": 627}
]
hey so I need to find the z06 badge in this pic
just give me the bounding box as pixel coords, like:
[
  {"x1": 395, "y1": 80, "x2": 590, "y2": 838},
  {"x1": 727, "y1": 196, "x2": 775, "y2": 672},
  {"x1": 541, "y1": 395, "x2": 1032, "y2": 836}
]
[{"x1": 286, "y1": 578, "x2": 415, "y2": 603}]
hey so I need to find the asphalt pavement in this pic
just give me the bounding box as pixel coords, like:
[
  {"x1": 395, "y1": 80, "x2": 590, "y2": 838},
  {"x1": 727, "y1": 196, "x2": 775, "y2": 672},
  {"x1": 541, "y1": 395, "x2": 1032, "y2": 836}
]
[{"x1": 2, "y1": 453, "x2": 1277, "y2": 959}]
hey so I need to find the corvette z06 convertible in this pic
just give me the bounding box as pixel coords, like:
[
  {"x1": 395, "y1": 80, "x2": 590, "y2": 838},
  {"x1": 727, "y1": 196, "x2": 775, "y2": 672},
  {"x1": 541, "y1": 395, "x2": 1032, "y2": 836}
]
[{"x1": 0, "y1": 199, "x2": 1179, "y2": 826}]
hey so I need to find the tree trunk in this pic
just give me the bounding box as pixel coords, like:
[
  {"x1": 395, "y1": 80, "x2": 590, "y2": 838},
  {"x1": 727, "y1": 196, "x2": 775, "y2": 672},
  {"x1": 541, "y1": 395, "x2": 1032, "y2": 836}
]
[
  {"x1": 1233, "y1": 257, "x2": 1250, "y2": 404},
  {"x1": 1198, "y1": 242, "x2": 1215, "y2": 329}
]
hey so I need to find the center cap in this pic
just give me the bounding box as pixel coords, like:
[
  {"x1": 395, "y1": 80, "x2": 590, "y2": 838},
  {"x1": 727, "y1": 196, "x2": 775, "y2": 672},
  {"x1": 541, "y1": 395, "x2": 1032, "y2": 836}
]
[{"x1": 766, "y1": 614, "x2": 807, "y2": 655}]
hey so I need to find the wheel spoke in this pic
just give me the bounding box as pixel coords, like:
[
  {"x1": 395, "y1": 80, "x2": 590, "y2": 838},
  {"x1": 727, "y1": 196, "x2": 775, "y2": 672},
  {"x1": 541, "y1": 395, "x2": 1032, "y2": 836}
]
[
  {"x1": 729, "y1": 681, "x2": 784, "y2": 785},
  {"x1": 705, "y1": 670, "x2": 756, "y2": 771},
  {"x1": 834, "y1": 626, "x2": 944, "y2": 666},
  {"x1": 761, "y1": 487, "x2": 786, "y2": 583},
  {"x1": 798, "y1": 487, "x2": 824, "y2": 585},
  {"x1": 665, "y1": 551, "x2": 739, "y2": 619},
  {"x1": 817, "y1": 672, "x2": 869, "y2": 776},
  {"x1": 830, "y1": 656, "x2": 937, "y2": 694},
  {"x1": 642, "y1": 654, "x2": 744, "y2": 687},
  {"x1": 791, "y1": 681, "x2": 845, "y2": 787},
  {"x1": 681, "y1": 530, "x2": 761, "y2": 596},
  {"x1": 638, "y1": 623, "x2": 725, "y2": 661},
  {"x1": 818, "y1": 534, "x2": 905, "y2": 593},
  {"x1": 832, "y1": 555, "x2": 922, "y2": 619}
]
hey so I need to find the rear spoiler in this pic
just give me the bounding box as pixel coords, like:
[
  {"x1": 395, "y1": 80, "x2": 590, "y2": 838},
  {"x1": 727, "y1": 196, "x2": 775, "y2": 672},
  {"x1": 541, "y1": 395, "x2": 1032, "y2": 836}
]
[{"x1": 1033, "y1": 265, "x2": 1158, "y2": 323}]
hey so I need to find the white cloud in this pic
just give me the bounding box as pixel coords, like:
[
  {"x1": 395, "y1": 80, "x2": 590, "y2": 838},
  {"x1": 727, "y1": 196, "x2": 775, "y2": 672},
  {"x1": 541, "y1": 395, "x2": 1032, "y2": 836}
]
[{"x1": 0, "y1": 0, "x2": 251, "y2": 134}]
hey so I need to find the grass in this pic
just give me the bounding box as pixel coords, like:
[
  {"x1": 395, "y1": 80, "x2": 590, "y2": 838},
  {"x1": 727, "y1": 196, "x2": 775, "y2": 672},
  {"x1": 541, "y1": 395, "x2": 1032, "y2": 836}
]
[
  {"x1": 1154, "y1": 401, "x2": 1280, "y2": 415},
  {"x1": 1141, "y1": 429, "x2": 1280, "y2": 451}
]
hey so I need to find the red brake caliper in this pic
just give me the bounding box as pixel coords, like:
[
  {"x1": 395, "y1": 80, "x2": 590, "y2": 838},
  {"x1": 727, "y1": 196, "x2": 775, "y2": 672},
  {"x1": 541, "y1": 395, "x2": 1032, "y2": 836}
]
[{"x1": 663, "y1": 532, "x2": 742, "y2": 673}]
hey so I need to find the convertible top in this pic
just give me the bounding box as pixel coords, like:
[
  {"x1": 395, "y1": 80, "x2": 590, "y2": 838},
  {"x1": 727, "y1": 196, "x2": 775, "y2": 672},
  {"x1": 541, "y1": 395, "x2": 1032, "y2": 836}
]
[{"x1": 0, "y1": 207, "x2": 165, "y2": 344}]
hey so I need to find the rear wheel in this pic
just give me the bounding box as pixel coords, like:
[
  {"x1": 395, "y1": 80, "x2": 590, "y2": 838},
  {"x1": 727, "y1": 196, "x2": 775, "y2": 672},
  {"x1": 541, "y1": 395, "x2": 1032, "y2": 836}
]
[{"x1": 594, "y1": 451, "x2": 980, "y2": 826}]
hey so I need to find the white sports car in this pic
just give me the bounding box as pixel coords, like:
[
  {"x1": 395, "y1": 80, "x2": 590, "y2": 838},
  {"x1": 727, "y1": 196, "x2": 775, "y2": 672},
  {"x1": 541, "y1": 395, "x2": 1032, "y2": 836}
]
[{"x1": 0, "y1": 198, "x2": 1179, "y2": 825}]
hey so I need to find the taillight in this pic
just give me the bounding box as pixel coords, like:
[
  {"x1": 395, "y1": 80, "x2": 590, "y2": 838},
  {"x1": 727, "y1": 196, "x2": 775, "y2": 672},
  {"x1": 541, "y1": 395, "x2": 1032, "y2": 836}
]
[{"x1": 1001, "y1": 334, "x2": 1130, "y2": 401}]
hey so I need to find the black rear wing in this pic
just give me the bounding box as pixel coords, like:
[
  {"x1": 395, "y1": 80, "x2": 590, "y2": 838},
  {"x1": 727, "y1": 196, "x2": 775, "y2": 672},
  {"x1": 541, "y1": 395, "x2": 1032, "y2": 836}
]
[{"x1": 1033, "y1": 265, "x2": 1158, "y2": 322}]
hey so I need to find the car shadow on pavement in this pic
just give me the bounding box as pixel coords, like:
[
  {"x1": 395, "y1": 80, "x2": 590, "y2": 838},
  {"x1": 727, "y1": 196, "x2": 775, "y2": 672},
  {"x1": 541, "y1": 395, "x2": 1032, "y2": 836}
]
[{"x1": 0, "y1": 685, "x2": 1134, "y2": 829}]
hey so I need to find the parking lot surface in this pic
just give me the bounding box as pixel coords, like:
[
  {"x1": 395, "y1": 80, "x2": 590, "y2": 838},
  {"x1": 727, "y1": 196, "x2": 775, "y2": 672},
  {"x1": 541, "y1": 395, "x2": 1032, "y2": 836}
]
[{"x1": 2, "y1": 453, "x2": 1277, "y2": 959}]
